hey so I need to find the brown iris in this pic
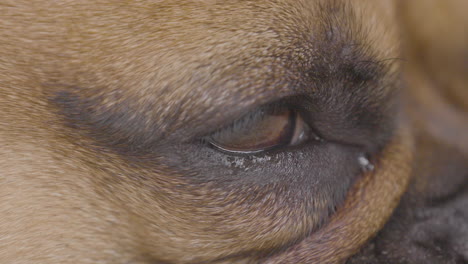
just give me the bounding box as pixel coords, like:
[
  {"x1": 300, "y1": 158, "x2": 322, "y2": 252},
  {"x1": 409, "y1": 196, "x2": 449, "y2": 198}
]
[{"x1": 208, "y1": 107, "x2": 310, "y2": 154}]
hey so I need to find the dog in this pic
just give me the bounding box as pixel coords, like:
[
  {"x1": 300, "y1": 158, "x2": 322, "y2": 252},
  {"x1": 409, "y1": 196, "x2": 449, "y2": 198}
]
[{"x1": 0, "y1": 0, "x2": 466, "y2": 263}]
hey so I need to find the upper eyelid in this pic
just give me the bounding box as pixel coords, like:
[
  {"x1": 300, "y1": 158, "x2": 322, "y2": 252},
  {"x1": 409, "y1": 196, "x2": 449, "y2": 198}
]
[{"x1": 204, "y1": 98, "x2": 301, "y2": 139}]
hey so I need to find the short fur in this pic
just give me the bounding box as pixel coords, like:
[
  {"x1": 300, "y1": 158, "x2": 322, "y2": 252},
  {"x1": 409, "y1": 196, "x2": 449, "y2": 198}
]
[{"x1": 0, "y1": 0, "x2": 466, "y2": 263}]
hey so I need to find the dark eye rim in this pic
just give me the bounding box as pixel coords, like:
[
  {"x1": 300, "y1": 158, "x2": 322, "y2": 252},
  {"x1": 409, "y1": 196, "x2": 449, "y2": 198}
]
[
  {"x1": 205, "y1": 130, "x2": 323, "y2": 156},
  {"x1": 208, "y1": 139, "x2": 275, "y2": 155}
]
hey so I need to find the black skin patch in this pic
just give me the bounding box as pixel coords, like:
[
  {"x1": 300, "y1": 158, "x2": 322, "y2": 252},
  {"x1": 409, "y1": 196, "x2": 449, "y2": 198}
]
[
  {"x1": 347, "y1": 192, "x2": 468, "y2": 264},
  {"x1": 347, "y1": 140, "x2": 468, "y2": 264}
]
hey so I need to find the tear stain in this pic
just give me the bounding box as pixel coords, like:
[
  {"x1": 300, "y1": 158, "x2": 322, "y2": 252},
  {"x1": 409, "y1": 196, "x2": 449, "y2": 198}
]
[
  {"x1": 221, "y1": 156, "x2": 247, "y2": 169},
  {"x1": 358, "y1": 155, "x2": 375, "y2": 172},
  {"x1": 252, "y1": 155, "x2": 272, "y2": 163},
  {"x1": 220, "y1": 155, "x2": 273, "y2": 171}
]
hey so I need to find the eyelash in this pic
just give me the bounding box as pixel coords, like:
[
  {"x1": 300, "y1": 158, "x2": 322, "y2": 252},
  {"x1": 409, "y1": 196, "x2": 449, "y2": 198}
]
[
  {"x1": 210, "y1": 108, "x2": 269, "y2": 142},
  {"x1": 211, "y1": 107, "x2": 292, "y2": 141}
]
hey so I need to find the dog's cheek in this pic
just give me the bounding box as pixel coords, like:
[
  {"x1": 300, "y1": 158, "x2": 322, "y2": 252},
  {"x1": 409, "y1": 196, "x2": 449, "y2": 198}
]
[{"x1": 84, "y1": 142, "x2": 364, "y2": 262}]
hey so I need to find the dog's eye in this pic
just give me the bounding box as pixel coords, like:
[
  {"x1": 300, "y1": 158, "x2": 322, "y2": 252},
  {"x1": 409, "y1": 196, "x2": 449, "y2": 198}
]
[{"x1": 207, "y1": 106, "x2": 311, "y2": 154}]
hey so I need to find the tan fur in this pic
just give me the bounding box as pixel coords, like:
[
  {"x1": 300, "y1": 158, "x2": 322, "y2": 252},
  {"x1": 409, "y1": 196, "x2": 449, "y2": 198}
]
[{"x1": 0, "y1": 1, "x2": 466, "y2": 263}]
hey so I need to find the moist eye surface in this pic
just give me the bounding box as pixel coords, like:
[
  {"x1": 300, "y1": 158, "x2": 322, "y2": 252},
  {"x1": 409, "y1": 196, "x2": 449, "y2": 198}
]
[{"x1": 206, "y1": 104, "x2": 311, "y2": 155}]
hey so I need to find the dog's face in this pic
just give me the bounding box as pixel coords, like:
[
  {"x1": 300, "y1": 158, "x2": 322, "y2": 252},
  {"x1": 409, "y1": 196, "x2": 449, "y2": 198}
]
[{"x1": 0, "y1": 0, "x2": 466, "y2": 263}]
